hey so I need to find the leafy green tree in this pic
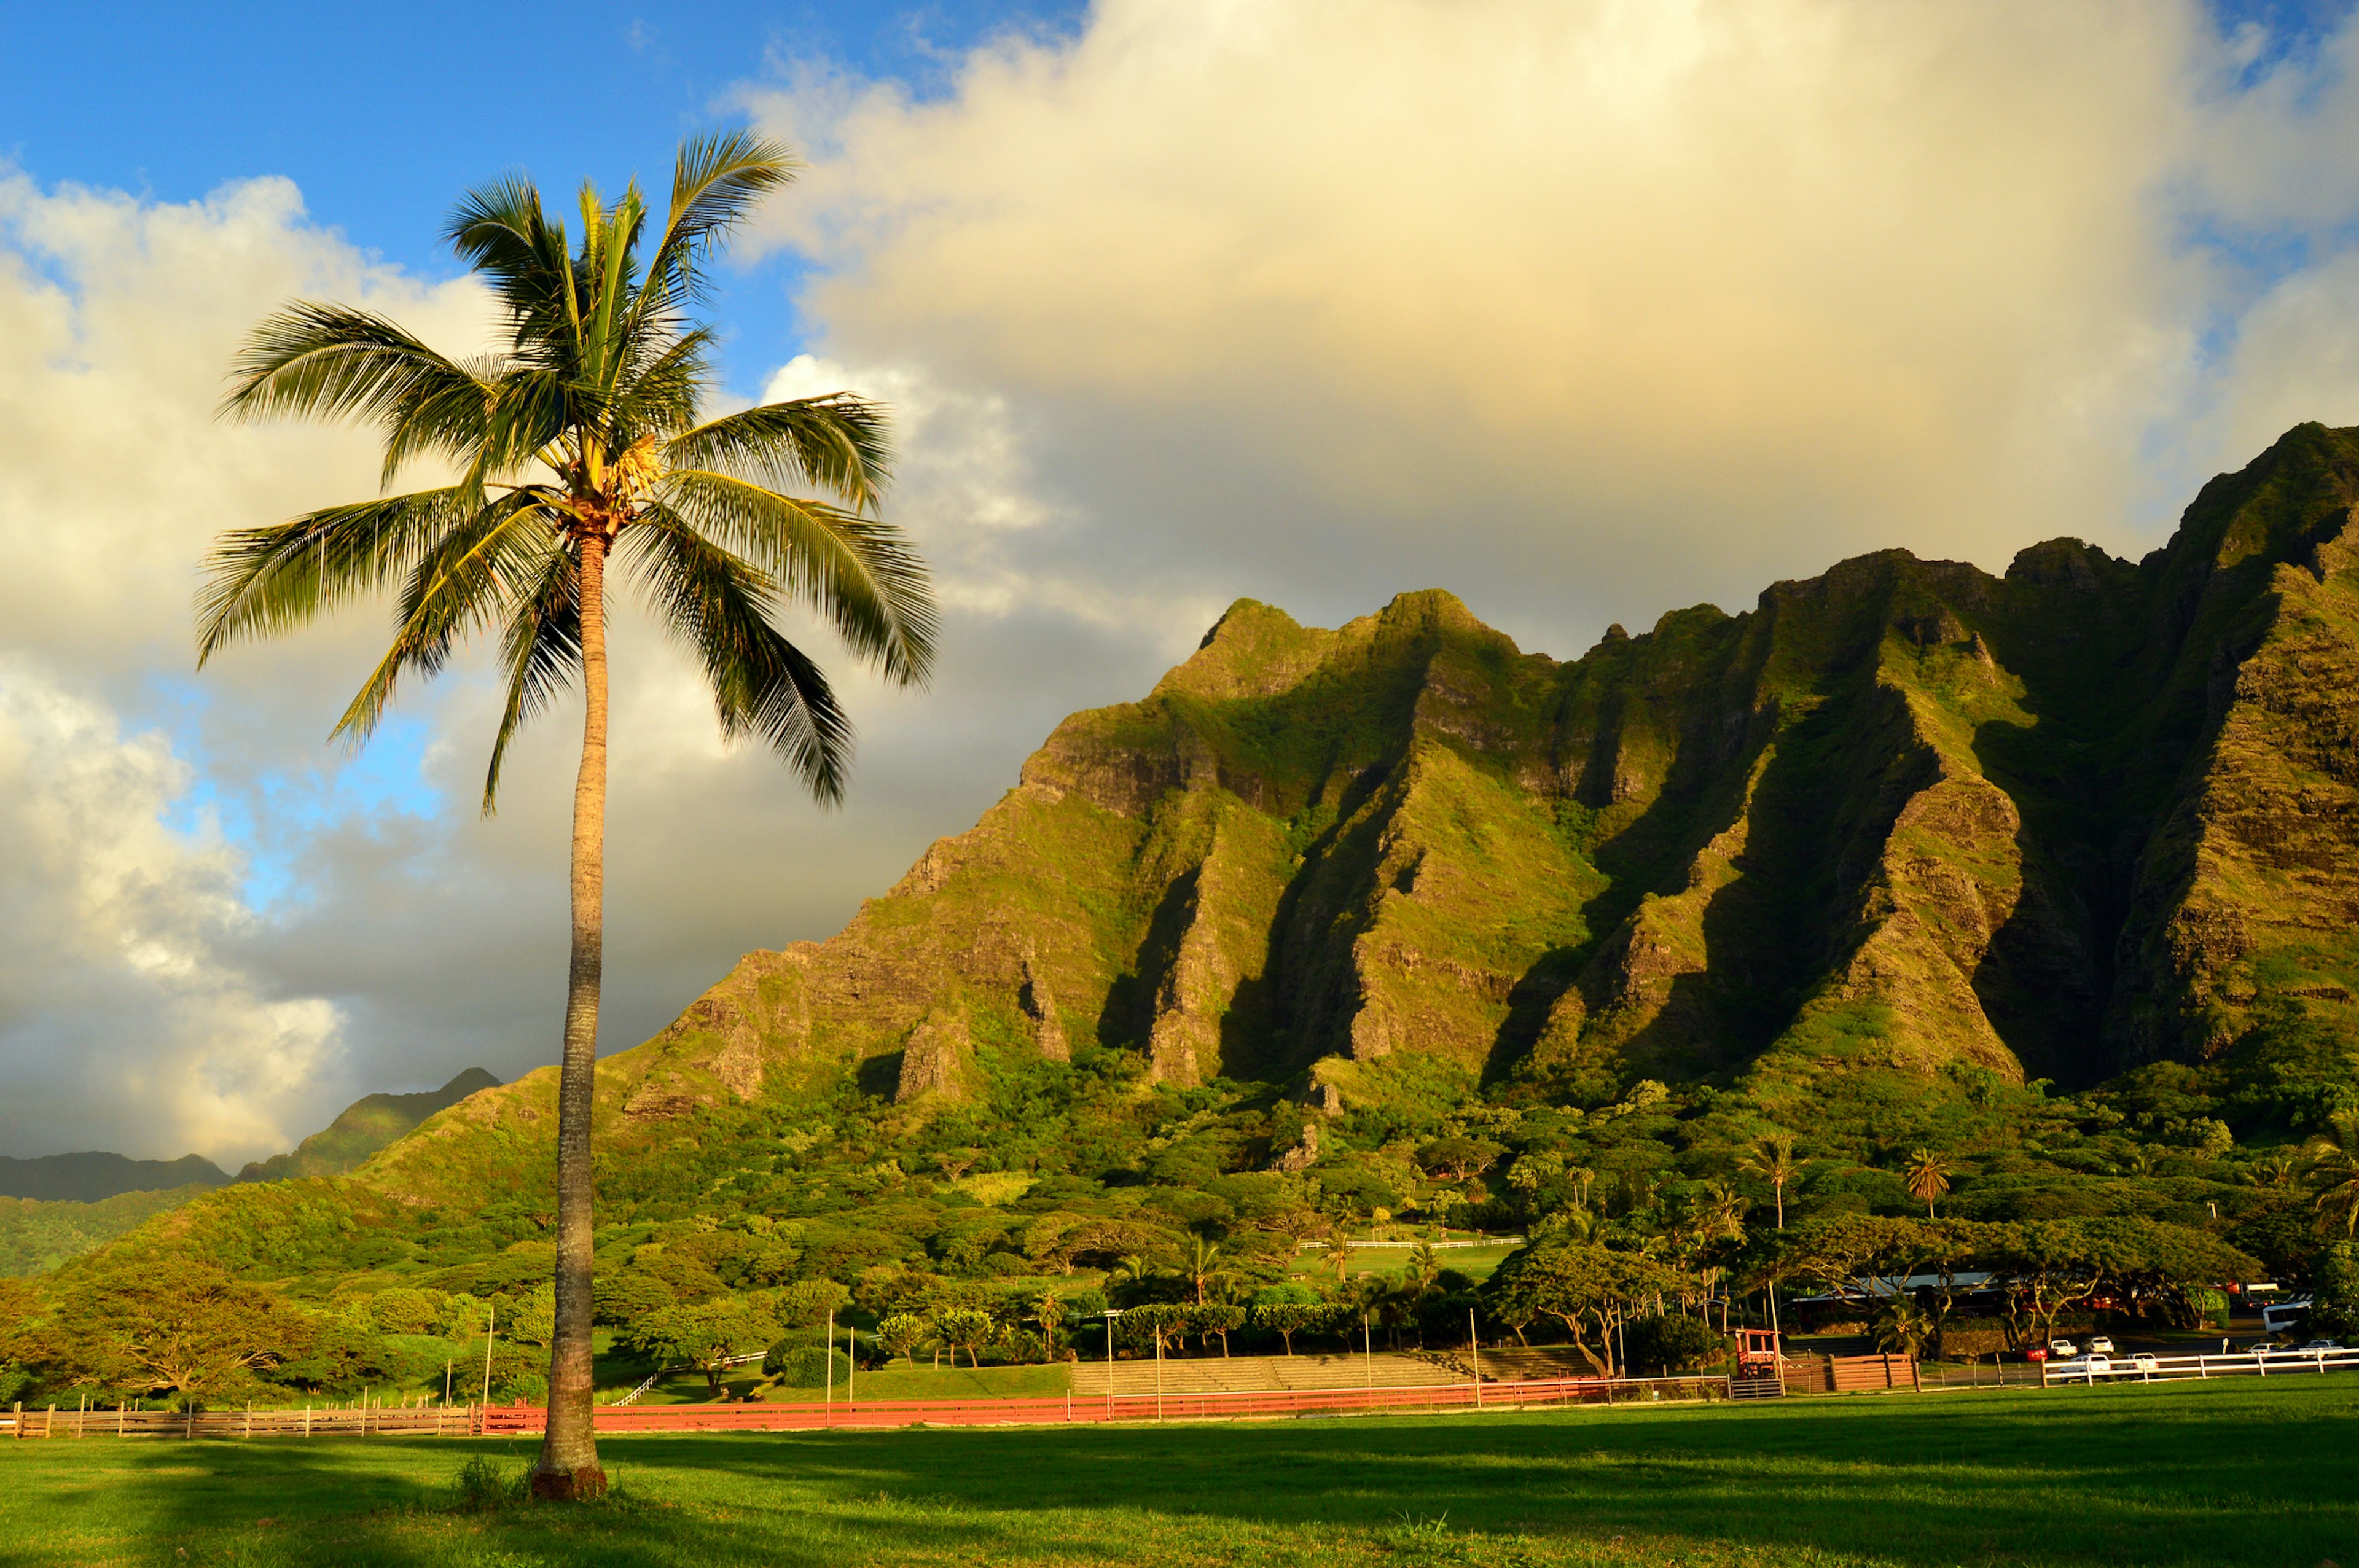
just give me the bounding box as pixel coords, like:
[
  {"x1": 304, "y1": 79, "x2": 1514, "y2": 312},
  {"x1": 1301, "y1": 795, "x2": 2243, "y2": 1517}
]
[
  {"x1": 1621, "y1": 1312, "x2": 1731, "y2": 1373},
  {"x1": 629, "y1": 1297, "x2": 781, "y2": 1391},
  {"x1": 368, "y1": 1286, "x2": 444, "y2": 1336},
  {"x1": 1187, "y1": 1303, "x2": 1246, "y2": 1356},
  {"x1": 934, "y1": 1307, "x2": 995, "y2": 1369},
  {"x1": 592, "y1": 1270, "x2": 676, "y2": 1327},
  {"x1": 1484, "y1": 1242, "x2": 1689, "y2": 1376},
  {"x1": 507, "y1": 1282, "x2": 557, "y2": 1348},
  {"x1": 875, "y1": 1313, "x2": 928, "y2": 1365},
  {"x1": 200, "y1": 133, "x2": 933, "y2": 1498},
  {"x1": 1118, "y1": 1302, "x2": 1188, "y2": 1358},
  {"x1": 438, "y1": 1292, "x2": 493, "y2": 1340},
  {"x1": 52, "y1": 1261, "x2": 311, "y2": 1399},
  {"x1": 1250, "y1": 1289, "x2": 1320, "y2": 1355}
]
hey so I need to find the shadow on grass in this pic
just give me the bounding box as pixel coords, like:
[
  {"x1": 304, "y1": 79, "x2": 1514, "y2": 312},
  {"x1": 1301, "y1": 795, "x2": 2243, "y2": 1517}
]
[{"x1": 10, "y1": 1380, "x2": 2357, "y2": 1566}]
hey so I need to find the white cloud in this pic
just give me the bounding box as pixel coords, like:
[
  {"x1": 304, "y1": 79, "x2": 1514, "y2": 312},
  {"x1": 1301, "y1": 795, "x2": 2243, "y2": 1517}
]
[
  {"x1": 0, "y1": 659, "x2": 338, "y2": 1162},
  {"x1": 741, "y1": 0, "x2": 2359, "y2": 644}
]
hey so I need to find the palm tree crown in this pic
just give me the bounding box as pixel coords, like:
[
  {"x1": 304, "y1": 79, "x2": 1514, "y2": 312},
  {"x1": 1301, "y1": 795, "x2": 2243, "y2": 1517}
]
[{"x1": 201, "y1": 131, "x2": 933, "y2": 804}]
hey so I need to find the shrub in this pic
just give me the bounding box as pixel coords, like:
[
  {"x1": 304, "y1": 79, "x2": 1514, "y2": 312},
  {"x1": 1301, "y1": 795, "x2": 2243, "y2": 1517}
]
[
  {"x1": 1620, "y1": 1313, "x2": 1729, "y2": 1373},
  {"x1": 769, "y1": 1344, "x2": 853, "y2": 1387},
  {"x1": 369, "y1": 1287, "x2": 443, "y2": 1336}
]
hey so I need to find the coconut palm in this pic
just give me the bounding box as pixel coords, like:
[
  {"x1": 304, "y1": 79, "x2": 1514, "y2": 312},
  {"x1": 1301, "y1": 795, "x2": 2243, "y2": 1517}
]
[
  {"x1": 2304, "y1": 1112, "x2": 2359, "y2": 1238},
  {"x1": 1179, "y1": 1236, "x2": 1233, "y2": 1305},
  {"x1": 1903, "y1": 1149, "x2": 1953, "y2": 1218},
  {"x1": 1323, "y1": 1223, "x2": 1355, "y2": 1281},
  {"x1": 1739, "y1": 1133, "x2": 1799, "y2": 1230},
  {"x1": 198, "y1": 133, "x2": 934, "y2": 1499}
]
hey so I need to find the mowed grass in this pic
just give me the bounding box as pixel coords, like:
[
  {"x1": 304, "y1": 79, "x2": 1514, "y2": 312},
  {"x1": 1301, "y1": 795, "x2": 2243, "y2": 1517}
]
[{"x1": 0, "y1": 1378, "x2": 2351, "y2": 1567}]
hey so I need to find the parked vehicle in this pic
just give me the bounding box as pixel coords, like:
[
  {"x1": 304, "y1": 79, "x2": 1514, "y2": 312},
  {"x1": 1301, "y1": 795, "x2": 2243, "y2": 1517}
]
[
  {"x1": 2130, "y1": 1354, "x2": 2159, "y2": 1372},
  {"x1": 2047, "y1": 1339, "x2": 2078, "y2": 1359},
  {"x1": 2262, "y1": 1298, "x2": 2314, "y2": 1335},
  {"x1": 2086, "y1": 1336, "x2": 2115, "y2": 1355},
  {"x1": 2301, "y1": 1339, "x2": 2342, "y2": 1354},
  {"x1": 2082, "y1": 1355, "x2": 2111, "y2": 1380}
]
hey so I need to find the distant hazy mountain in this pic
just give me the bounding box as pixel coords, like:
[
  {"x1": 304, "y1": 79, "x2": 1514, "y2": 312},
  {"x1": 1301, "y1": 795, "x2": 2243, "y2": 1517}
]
[
  {"x1": 0, "y1": 1152, "x2": 230, "y2": 1203},
  {"x1": 235, "y1": 1067, "x2": 501, "y2": 1183},
  {"x1": 0, "y1": 1067, "x2": 504, "y2": 1274}
]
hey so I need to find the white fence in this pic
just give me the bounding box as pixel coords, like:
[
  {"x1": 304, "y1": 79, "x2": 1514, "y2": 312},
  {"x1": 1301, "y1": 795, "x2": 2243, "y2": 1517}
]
[{"x1": 2040, "y1": 1346, "x2": 2359, "y2": 1386}]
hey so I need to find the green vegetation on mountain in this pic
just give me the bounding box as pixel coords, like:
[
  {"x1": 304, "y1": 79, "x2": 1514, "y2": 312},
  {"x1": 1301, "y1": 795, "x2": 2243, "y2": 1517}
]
[
  {"x1": 236, "y1": 1069, "x2": 501, "y2": 1183},
  {"x1": 0, "y1": 1153, "x2": 227, "y2": 1203},
  {"x1": 7, "y1": 423, "x2": 2358, "y2": 1412}
]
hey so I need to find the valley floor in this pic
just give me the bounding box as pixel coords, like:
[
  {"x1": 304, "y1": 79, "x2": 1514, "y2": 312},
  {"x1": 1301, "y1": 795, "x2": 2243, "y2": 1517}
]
[{"x1": 0, "y1": 1378, "x2": 2349, "y2": 1566}]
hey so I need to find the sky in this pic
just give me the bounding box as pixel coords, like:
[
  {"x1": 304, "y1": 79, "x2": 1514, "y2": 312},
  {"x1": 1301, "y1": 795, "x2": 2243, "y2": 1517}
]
[{"x1": 6, "y1": 0, "x2": 2359, "y2": 1163}]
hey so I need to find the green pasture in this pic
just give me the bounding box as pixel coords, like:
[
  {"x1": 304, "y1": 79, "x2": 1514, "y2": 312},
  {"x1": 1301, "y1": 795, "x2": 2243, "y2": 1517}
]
[{"x1": 2, "y1": 1377, "x2": 2352, "y2": 1566}]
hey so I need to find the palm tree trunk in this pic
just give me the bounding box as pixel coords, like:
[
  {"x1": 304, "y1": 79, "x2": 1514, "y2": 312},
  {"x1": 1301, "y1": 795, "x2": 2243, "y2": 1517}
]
[{"x1": 534, "y1": 529, "x2": 610, "y2": 1500}]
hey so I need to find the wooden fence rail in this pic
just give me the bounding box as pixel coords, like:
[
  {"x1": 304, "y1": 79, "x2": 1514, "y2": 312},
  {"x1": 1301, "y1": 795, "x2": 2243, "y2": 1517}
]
[{"x1": 6, "y1": 1376, "x2": 1727, "y2": 1440}]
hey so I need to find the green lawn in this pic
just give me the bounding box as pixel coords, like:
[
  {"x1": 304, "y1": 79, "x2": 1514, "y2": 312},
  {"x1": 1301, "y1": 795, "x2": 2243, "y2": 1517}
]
[{"x1": 1, "y1": 1378, "x2": 2351, "y2": 1566}]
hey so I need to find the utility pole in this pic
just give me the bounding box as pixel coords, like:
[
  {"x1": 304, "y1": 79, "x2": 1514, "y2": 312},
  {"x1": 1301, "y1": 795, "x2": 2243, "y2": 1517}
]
[
  {"x1": 1469, "y1": 1307, "x2": 1482, "y2": 1410},
  {"x1": 480, "y1": 1302, "x2": 496, "y2": 1405},
  {"x1": 1103, "y1": 1309, "x2": 1122, "y2": 1421}
]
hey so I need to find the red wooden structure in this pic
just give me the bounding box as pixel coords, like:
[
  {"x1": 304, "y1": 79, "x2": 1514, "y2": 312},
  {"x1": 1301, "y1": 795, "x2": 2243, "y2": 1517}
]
[{"x1": 1735, "y1": 1328, "x2": 1783, "y2": 1371}]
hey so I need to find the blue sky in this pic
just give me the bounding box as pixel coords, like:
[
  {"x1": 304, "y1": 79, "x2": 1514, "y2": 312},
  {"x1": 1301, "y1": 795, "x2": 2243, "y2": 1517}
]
[{"x1": 1, "y1": 1, "x2": 1085, "y2": 397}]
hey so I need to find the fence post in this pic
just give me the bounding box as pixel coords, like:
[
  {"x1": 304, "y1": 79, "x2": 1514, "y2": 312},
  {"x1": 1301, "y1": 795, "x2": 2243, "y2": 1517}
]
[
  {"x1": 185, "y1": 1404, "x2": 195, "y2": 1440},
  {"x1": 9, "y1": 1402, "x2": 17, "y2": 1441},
  {"x1": 304, "y1": 1404, "x2": 311, "y2": 1437},
  {"x1": 117, "y1": 1402, "x2": 125, "y2": 1437}
]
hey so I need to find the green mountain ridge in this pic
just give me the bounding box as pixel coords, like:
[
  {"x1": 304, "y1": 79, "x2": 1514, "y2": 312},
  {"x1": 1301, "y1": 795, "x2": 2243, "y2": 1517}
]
[
  {"x1": 0, "y1": 1154, "x2": 229, "y2": 1204},
  {"x1": 28, "y1": 422, "x2": 2359, "y2": 1311},
  {"x1": 236, "y1": 1068, "x2": 503, "y2": 1184},
  {"x1": 350, "y1": 419, "x2": 2356, "y2": 1195}
]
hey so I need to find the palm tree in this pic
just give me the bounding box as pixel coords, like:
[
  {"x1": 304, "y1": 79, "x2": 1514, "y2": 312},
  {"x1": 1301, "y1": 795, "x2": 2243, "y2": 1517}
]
[
  {"x1": 1903, "y1": 1149, "x2": 1952, "y2": 1218},
  {"x1": 2304, "y1": 1112, "x2": 2359, "y2": 1238},
  {"x1": 198, "y1": 134, "x2": 934, "y2": 1499},
  {"x1": 1739, "y1": 1133, "x2": 1798, "y2": 1230},
  {"x1": 1180, "y1": 1236, "x2": 1231, "y2": 1305},
  {"x1": 1323, "y1": 1223, "x2": 1355, "y2": 1282}
]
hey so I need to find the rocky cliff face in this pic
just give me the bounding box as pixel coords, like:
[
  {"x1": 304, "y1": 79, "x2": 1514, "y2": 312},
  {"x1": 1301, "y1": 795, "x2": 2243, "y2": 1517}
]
[{"x1": 359, "y1": 424, "x2": 2359, "y2": 1190}]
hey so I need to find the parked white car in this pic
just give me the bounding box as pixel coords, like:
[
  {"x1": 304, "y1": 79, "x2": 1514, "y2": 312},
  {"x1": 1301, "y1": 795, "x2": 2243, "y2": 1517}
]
[
  {"x1": 2082, "y1": 1354, "x2": 2111, "y2": 1379},
  {"x1": 2130, "y1": 1353, "x2": 2159, "y2": 1372},
  {"x1": 2301, "y1": 1339, "x2": 2342, "y2": 1354},
  {"x1": 2086, "y1": 1336, "x2": 2116, "y2": 1355},
  {"x1": 2048, "y1": 1339, "x2": 2078, "y2": 1359}
]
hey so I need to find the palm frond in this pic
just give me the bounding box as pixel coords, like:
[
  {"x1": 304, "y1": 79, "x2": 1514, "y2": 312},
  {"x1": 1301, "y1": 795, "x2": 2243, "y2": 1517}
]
[
  {"x1": 482, "y1": 540, "x2": 583, "y2": 813},
  {"x1": 658, "y1": 469, "x2": 934, "y2": 687},
  {"x1": 195, "y1": 486, "x2": 477, "y2": 665},
  {"x1": 636, "y1": 132, "x2": 797, "y2": 330},
  {"x1": 622, "y1": 510, "x2": 853, "y2": 803},
  {"x1": 332, "y1": 494, "x2": 558, "y2": 741},
  {"x1": 221, "y1": 304, "x2": 485, "y2": 440},
  {"x1": 664, "y1": 393, "x2": 892, "y2": 513}
]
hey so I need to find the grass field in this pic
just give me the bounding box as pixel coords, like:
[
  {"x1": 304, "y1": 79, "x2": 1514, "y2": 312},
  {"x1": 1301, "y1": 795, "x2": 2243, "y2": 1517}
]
[{"x1": 0, "y1": 1378, "x2": 2349, "y2": 1566}]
